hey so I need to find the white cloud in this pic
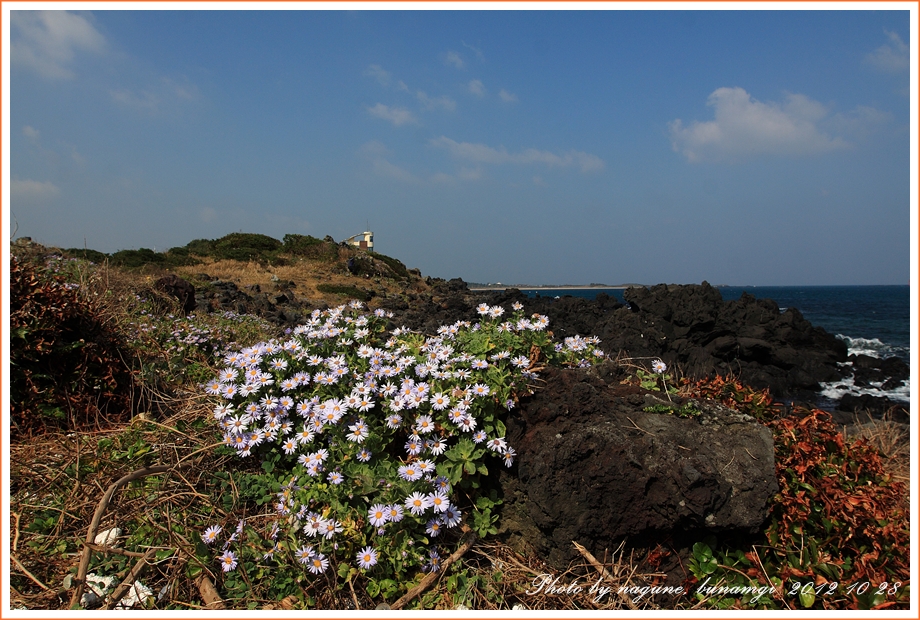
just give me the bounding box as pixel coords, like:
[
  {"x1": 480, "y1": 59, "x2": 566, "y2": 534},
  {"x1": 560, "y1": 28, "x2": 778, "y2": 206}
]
[
  {"x1": 162, "y1": 76, "x2": 199, "y2": 101},
  {"x1": 430, "y1": 136, "x2": 604, "y2": 173},
  {"x1": 358, "y1": 140, "x2": 419, "y2": 183},
  {"x1": 468, "y1": 80, "x2": 485, "y2": 97},
  {"x1": 200, "y1": 206, "x2": 218, "y2": 223},
  {"x1": 417, "y1": 91, "x2": 456, "y2": 112},
  {"x1": 864, "y1": 30, "x2": 909, "y2": 73},
  {"x1": 11, "y1": 178, "x2": 60, "y2": 202},
  {"x1": 668, "y1": 87, "x2": 849, "y2": 162},
  {"x1": 431, "y1": 172, "x2": 452, "y2": 184},
  {"x1": 499, "y1": 89, "x2": 518, "y2": 103},
  {"x1": 372, "y1": 158, "x2": 419, "y2": 183},
  {"x1": 110, "y1": 88, "x2": 160, "y2": 113},
  {"x1": 22, "y1": 125, "x2": 40, "y2": 140},
  {"x1": 444, "y1": 51, "x2": 465, "y2": 70},
  {"x1": 461, "y1": 41, "x2": 485, "y2": 63},
  {"x1": 11, "y1": 10, "x2": 105, "y2": 79},
  {"x1": 366, "y1": 103, "x2": 418, "y2": 127},
  {"x1": 457, "y1": 167, "x2": 482, "y2": 180},
  {"x1": 364, "y1": 64, "x2": 391, "y2": 86},
  {"x1": 827, "y1": 105, "x2": 893, "y2": 140}
]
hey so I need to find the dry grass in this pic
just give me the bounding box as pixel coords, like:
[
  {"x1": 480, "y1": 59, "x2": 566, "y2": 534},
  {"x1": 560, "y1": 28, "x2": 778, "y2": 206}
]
[
  {"x1": 8, "y1": 389, "x2": 236, "y2": 610},
  {"x1": 174, "y1": 255, "x2": 427, "y2": 305},
  {"x1": 842, "y1": 409, "x2": 911, "y2": 509}
]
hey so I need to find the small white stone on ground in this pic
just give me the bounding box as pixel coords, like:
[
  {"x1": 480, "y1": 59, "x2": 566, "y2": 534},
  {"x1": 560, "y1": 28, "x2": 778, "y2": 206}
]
[{"x1": 93, "y1": 527, "x2": 122, "y2": 546}]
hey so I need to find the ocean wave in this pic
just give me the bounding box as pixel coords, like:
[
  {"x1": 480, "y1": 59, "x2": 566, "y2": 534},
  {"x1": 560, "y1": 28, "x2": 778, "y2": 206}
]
[
  {"x1": 835, "y1": 334, "x2": 909, "y2": 360},
  {"x1": 819, "y1": 375, "x2": 911, "y2": 404}
]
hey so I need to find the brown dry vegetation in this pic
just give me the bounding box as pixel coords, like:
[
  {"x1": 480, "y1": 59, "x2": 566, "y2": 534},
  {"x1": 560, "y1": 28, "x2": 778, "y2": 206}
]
[{"x1": 171, "y1": 255, "x2": 428, "y2": 304}]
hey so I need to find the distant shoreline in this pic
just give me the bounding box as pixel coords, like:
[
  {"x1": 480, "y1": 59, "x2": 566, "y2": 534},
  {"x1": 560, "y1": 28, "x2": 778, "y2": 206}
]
[{"x1": 468, "y1": 285, "x2": 640, "y2": 291}]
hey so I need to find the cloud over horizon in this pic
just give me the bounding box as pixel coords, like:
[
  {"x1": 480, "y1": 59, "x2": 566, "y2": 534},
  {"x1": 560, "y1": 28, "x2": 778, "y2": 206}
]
[
  {"x1": 11, "y1": 178, "x2": 61, "y2": 202},
  {"x1": 11, "y1": 10, "x2": 105, "y2": 79},
  {"x1": 669, "y1": 87, "x2": 850, "y2": 162},
  {"x1": 417, "y1": 91, "x2": 456, "y2": 112},
  {"x1": 431, "y1": 136, "x2": 604, "y2": 173}
]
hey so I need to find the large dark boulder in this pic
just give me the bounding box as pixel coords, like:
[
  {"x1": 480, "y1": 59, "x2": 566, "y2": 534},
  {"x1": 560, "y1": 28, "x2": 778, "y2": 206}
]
[
  {"x1": 499, "y1": 364, "x2": 779, "y2": 569},
  {"x1": 154, "y1": 274, "x2": 196, "y2": 314}
]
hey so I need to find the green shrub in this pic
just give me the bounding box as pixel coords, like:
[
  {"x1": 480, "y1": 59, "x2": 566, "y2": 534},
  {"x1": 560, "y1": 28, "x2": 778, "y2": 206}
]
[
  {"x1": 282, "y1": 234, "x2": 324, "y2": 252},
  {"x1": 283, "y1": 234, "x2": 339, "y2": 262},
  {"x1": 184, "y1": 238, "x2": 216, "y2": 256},
  {"x1": 211, "y1": 233, "x2": 283, "y2": 262},
  {"x1": 372, "y1": 252, "x2": 411, "y2": 280},
  {"x1": 111, "y1": 248, "x2": 166, "y2": 269},
  {"x1": 62, "y1": 248, "x2": 109, "y2": 264}
]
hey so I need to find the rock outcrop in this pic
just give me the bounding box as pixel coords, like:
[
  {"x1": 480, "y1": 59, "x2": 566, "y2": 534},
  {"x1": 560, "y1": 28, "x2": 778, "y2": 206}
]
[
  {"x1": 154, "y1": 274, "x2": 197, "y2": 315},
  {"x1": 194, "y1": 277, "x2": 905, "y2": 415},
  {"x1": 498, "y1": 363, "x2": 779, "y2": 569}
]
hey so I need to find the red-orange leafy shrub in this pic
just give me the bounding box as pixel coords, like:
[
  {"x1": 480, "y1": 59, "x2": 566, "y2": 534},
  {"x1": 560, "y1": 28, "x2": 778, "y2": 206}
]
[
  {"x1": 679, "y1": 376, "x2": 910, "y2": 609},
  {"x1": 764, "y1": 409, "x2": 910, "y2": 608}
]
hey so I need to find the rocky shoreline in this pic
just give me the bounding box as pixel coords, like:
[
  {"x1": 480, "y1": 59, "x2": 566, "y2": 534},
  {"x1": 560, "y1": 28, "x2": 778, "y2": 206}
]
[
  {"x1": 159, "y1": 269, "x2": 912, "y2": 580},
  {"x1": 186, "y1": 275, "x2": 909, "y2": 425}
]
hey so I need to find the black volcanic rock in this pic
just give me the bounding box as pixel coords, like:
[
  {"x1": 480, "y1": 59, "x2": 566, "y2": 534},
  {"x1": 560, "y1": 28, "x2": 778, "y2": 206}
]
[
  {"x1": 498, "y1": 364, "x2": 778, "y2": 569},
  {"x1": 836, "y1": 394, "x2": 909, "y2": 423},
  {"x1": 155, "y1": 274, "x2": 196, "y2": 314},
  {"x1": 197, "y1": 276, "x2": 902, "y2": 410},
  {"x1": 378, "y1": 281, "x2": 863, "y2": 401}
]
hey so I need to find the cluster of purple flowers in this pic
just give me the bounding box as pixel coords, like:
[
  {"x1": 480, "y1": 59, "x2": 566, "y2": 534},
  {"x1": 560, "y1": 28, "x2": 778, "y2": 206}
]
[{"x1": 203, "y1": 300, "x2": 602, "y2": 579}]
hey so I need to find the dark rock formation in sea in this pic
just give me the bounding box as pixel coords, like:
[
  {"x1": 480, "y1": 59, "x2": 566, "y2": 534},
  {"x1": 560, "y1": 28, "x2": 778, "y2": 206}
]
[
  {"x1": 497, "y1": 363, "x2": 779, "y2": 569},
  {"x1": 380, "y1": 280, "x2": 851, "y2": 401}
]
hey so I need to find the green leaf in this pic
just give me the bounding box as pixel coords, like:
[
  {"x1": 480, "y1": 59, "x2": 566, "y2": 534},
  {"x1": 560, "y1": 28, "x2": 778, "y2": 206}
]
[
  {"x1": 692, "y1": 542, "x2": 713, "y2": 562},
  {"x1": 367, "y1": 580, "x2": 380, "y2": 598},
  {"x1": 798, "y1": 584, "x2": 816, "y2": 608}
]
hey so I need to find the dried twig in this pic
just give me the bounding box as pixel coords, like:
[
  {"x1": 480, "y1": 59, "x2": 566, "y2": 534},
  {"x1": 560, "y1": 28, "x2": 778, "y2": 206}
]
[
  {"x1": 262, "y1": 595, "x2": 298, "y2": 610},
  {"x1": 102, "y1": 549, "x2": 156, "y2": 610},
  {"x1": 82, "y1": 542, "x2": 149, "y2": 558},
  {"x1": 624, "y1": 416, "x2": 654, "y2": 436},
  {"x1": 69, "y1": 464, "x2": 176, "y2": 609},
  {"x1": 572, "y1": 541, "x2": 637, "y2": 610},
  {"x1": 195, "y1": 574, "x2": 226, "y2": 609},
  {"x1": 11, "y1": 553, "x2": 50, "y2": 591},
  {"x1": 12, "y1": 511, "x2": 21, "y2": 552},
  {"x1": 391, "y1": 531, "x2": 477, "y2": 610}
]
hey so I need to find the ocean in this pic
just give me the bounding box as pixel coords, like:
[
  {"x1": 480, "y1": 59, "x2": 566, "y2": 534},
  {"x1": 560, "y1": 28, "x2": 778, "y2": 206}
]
[{"x1": 518, "y1": 285, "x2": 912, "y2": 405}]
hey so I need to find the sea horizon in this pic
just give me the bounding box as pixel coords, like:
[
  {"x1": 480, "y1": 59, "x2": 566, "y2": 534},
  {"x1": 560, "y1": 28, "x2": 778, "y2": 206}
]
[{"x1": 468, "y1": 283, "x2": 910, "y2": 290}]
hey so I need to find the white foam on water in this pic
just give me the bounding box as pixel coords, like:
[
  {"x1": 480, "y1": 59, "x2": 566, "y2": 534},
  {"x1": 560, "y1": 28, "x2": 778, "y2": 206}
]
[
  {"x1": 820, "y1": 374, "x2": 911, "y2": 404},
  {"x1": 836, "y1": 334, "x2": 908, "y2": 360}
]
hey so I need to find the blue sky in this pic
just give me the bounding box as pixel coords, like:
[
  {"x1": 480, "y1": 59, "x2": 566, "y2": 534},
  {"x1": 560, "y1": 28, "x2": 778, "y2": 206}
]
[{"x1": 6, "y1": 5, "x2": 915, "y2": 285}]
